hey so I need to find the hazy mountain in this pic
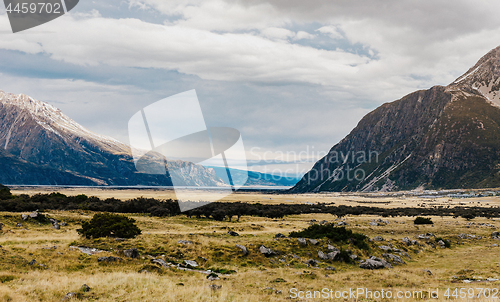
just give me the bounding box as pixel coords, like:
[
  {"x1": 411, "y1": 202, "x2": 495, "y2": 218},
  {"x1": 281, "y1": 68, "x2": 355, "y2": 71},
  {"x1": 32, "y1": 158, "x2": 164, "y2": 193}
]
[
  {"x1": 208, "y1": 166, "x2": 301, "y2": 187},
  {"x1": 292, "y1": 45, "x2": 500, "y2": 192},
  {"x1": 0, "y1": 91, "x2": 223, "y2": 186}
]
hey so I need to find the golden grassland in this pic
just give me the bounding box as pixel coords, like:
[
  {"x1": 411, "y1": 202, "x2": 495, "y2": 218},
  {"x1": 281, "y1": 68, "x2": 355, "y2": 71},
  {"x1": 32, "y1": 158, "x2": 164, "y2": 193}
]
[{"x1": 1, "y1": 192, "x2": 500, "y2": 301}]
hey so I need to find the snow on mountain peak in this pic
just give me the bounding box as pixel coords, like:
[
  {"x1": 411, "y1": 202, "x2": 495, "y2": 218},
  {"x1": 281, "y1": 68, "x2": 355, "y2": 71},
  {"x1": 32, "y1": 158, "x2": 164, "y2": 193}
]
[{"x1": 0, "y1": 90, "x2": 130, "y2": 154}]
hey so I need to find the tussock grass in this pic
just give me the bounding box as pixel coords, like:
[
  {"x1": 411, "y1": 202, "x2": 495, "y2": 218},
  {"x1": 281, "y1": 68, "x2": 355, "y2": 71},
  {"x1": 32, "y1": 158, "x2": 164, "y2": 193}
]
[{"x1": 0, "y1": 204, "x2": 500, "y2": 301}]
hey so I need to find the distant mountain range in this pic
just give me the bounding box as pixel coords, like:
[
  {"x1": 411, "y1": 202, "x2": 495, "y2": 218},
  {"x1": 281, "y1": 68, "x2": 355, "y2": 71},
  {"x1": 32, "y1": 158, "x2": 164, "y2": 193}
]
[
  {"x1": 0, "y1": 91, "x2": 223, "y2": 186},
  {"x1": 208, "y1": 166, "x2": 301, "y2": 187},
  {"x1": 292, "y1": 45, "x2": 500, "y2": 193}
]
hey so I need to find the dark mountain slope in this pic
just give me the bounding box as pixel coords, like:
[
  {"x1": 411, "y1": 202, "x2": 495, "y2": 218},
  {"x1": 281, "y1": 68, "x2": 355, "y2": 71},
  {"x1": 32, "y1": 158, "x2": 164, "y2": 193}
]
[
  {"x1": 0, "y1": 91, "x2": 223, "y2": 186},
  {"x1": 292, "y1": 45, "x2": 500, "y2": 192}
]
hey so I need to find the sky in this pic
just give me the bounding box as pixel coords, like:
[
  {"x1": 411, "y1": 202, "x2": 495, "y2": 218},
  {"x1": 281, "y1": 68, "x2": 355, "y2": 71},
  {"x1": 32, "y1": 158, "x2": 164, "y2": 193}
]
[{"x1": 1, "y1": 0, "x2": 500, "y2": 178}]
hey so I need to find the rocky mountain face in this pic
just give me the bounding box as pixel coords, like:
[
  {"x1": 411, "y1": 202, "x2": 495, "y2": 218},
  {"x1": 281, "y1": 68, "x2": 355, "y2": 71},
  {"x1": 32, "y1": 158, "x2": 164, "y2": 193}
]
[
  {"x1": 292, "y1": 45, "x2": 500, "y2": 192},
  {"x1": 0, "y1": 91, "x2": 223, "y2": 186}
]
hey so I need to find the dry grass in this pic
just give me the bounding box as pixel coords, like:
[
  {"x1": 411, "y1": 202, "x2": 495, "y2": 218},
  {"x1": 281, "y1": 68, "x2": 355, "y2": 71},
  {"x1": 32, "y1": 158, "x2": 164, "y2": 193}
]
[{"x1": 1, "y1": 192, "x2": 500, "y2": 301}]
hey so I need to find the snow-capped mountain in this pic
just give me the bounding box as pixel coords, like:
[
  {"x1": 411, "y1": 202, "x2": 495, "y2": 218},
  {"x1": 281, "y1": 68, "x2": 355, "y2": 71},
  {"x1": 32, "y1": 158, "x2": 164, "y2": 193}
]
[{"x1": 0, "y1": 90, "x2": 224, "y2": 186}]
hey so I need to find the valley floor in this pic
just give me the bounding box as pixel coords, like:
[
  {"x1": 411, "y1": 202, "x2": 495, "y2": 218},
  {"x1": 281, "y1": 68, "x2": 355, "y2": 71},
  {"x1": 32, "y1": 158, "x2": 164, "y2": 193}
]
[{"x1": 1, "y1": 192, "x2": 500, "y2": 301}]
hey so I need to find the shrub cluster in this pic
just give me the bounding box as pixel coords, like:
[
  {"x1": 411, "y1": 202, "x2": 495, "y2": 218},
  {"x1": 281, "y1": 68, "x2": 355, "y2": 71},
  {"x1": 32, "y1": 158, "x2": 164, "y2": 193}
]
[
  {"x1": 0, "y1": 185, "x2": 12, "y2": 200},
  {"x1": 289, "y1": 224, "x2": 369, "y2": 251},
  {"x1": 1, "y1": 187, "x2": 500, "y2": 221},
  {"x1": 77, "y1": 213, "x2": 141, "y2": 239},
  {"x1": 414, "y1": 217, "x2": 433, "y2": 225}
]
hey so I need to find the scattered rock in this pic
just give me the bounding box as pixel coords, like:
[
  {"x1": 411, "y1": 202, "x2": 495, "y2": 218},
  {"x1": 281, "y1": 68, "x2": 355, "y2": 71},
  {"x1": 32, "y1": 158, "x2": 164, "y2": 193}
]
[
  {"x1": 42, "y1": 246, "x2": 58, "y2": 250},
  {"x1": 80, "y1": 284, "x2": 91, "y2": 292},
  {"x1": 62, "y1": 292, "x2": 77, "y2": 301},
  {"x1": 308, "y1": 239, "x2": 319, "y2": 245},
  {"x1": 297, "y1": 238, "x2": 307, "y2": 245},
  {"x1": 97, "y1": 256, "x2": 122, "y2": 263},
  {"x1": 207, "y1": 275, "x2": 220, "y2": 281},
  {"x1": 417, "y1": 234, "x2": 430, "y2": 240},
  {"x1": 123, "y1": 248, "x2": 139, "y2": 258},
  {"x1": 402, "y1": 237, "x2": 410, "y2": 245},
  {"x1": 369, "y1": 221, "x2": 378, "y2": 226},
  {"x1": 235, "y1": 244, "x2": 248, "y2": 255},
  {"x1": 228, "y1": 231, "x2": 239, "y2": 236},
  {"x1": 21, "y1": 214, "x2": 29, "y2": 221},
  {"x1": 275, "y1": 233, "x2": 286, "y2": 238},
  {"x1": 378, "y1": 245, "x2": 392, "y2": 251},
  {"x1": 382, "y1": 253, "x2": 406, "y2": 265},
  {"x1": 184, "y1": 260, "x2": 198, "y2": 267},
  {"x1": 16, "y1": 223, "x2": 22, "y2": 227},
  {"x1": 327, "y1": 251, "x2": 340, "y2": 261},
  {"x1": 209, "y1": 284, "x2": 222, "y2": 291},
  {"x1": 437, "y1": 240, "x2": 446, "y2": 248},
  {"x1": 29, "y1": 211, "x2": 38, "y2": 219},
  {"x1": 60, "y1": 222, "x2": 67, "y2": 226},
  {"x1": 423, "y1": 269, "x2": 433, "y2": 275},
  {"x1": 350, "y1": 254, "x2": 358, "y2": 260},
  {"x1": 325, "y1": 266, "x2": 336, "y2": 271},
  {"x1": 372, "y1": 236, "x2": 384, "y2": 242},
  {"x1": 337, "y1": 221, "x2": 347, "y2": 226},
  {"x1": 492, "y1": 231, "x2": 500, "y2": 239},
  {"x1": 306, "y1": 259, "x2": 320, "y2": 267},
  {"x1": 151, "y1": 259, "x2": 169, "y2": 267},
  {"x1": 259, "y1": 245, "x2": 276, "y2": 256},
  {"x1": 70, "y1": 246, "x2": 104, "y2": 255},
  {"x1": 53, "y1": 223, "x2": 60, "y2": 230},
  {"x1": 359, "y1": 256, "x2": 392, "y2": 269},
  {"x1": 318, "y1": 251, "x2": 328, "y2": 260},
  {"x1": 177, "y1": 240, "x2": 193, "y2": 245},
  {"x1": 327, "y1": 244, "x2": 339, "y2": 252},
  {"x1": 28, "y1": 259, "x2": 37, "y2": 266}
]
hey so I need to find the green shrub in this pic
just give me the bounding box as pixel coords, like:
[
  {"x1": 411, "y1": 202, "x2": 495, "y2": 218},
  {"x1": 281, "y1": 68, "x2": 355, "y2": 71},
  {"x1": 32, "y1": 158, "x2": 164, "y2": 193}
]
[
  {"x1": 414, "y1": 217, "x2": 433, "y2": 225},
  {"x1": 0, "y1": 185, "x2": 12, "y2": 200},
  {"x1": 461, "y1": 213, "x2": 475, "y2": 220},
  {"x1": 0, "y1": 275, "x2": 16, "y2": 283},
  {"x1": 289, "y1": 224, "x2": 369, "y2": 250},
  {"x1": 77, "y1": 213, "x2": 141, "y2": 239}
]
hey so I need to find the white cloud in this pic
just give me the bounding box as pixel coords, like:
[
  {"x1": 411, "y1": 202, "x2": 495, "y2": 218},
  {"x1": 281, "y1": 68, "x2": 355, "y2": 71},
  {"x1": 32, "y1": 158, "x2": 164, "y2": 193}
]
[
  {"x1": 3, "y1": 0, "x2": 500, "y2": 167},
  {"x1": 294, "y1": 31, "x2": 315, "y2": 40},
  {"x1": 0, "y1": 13, "x2": 370, "y2": 88},
  {"x1": 260, "y1": 27, "x2": 294, "y2": 40},
  {"x1": 316, "y1": 26, "x2": 342, "y2": 39}
]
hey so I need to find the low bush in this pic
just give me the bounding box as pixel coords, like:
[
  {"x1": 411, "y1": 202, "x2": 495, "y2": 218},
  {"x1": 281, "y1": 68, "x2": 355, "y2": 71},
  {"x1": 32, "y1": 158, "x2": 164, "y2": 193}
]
[
  {"x1": 289, "y1": 224, "x2": 369, "y2": 250},
  {"x1": 77, "y1": 213, "x2": 141, "y2": 239},
  {"x1": 0, "y1": 185, "x2": 12, "y2": 200},
  {"x1": 414, "y1": 217, "x2": 433, "y2": 225}
]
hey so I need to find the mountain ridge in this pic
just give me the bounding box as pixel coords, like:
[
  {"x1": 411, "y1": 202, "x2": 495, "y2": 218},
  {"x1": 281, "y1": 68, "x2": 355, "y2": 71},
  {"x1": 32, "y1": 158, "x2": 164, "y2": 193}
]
[
  {"x1": 0, "y1": 90, "x2": 224, "y2": 187},
  {"x1": 292, "y1": 45, "x2": 500, "y2": 193}
]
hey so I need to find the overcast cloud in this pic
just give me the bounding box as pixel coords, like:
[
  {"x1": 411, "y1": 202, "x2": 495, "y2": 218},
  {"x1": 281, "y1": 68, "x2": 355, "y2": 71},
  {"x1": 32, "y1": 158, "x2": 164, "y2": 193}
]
[{"x1": 1, "y1": 0, "x2": 500, "y2": 176}]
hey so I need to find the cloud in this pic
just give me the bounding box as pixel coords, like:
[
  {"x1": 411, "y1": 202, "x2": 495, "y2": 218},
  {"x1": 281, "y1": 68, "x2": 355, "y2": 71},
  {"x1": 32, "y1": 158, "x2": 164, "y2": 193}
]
[
  {"x1": 3, "y1": 0, "x2": 500, "y2": 175},
  {"x1": 0, "y1": 13, "x2": 371, "y2": 88},
  {"x1": 316, "y1": 26, "x2": 342, "y2": 39}
]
